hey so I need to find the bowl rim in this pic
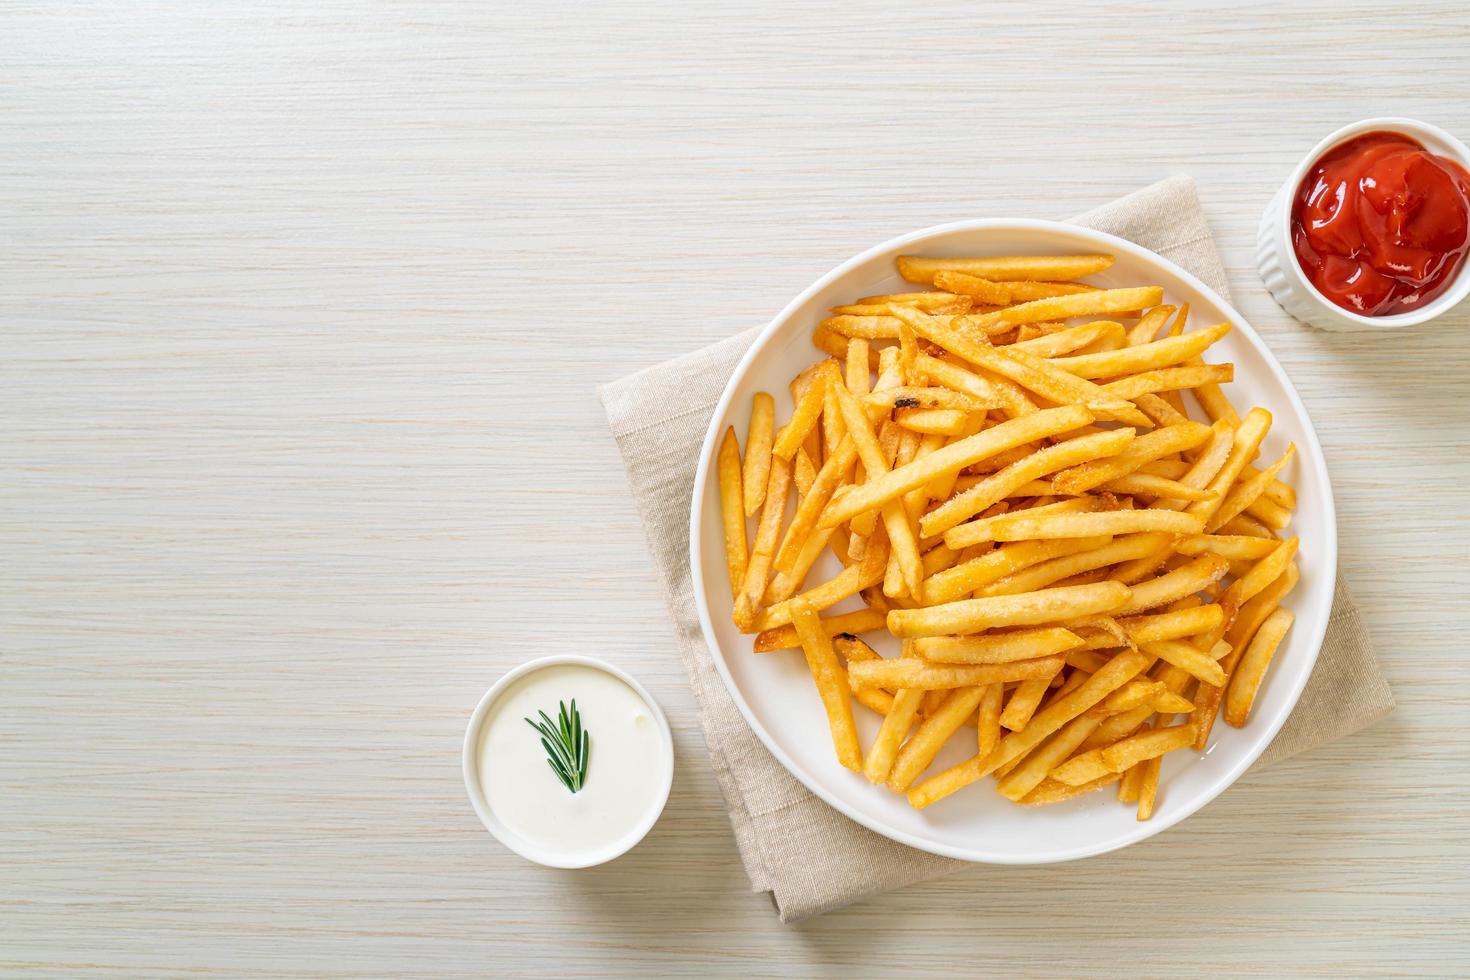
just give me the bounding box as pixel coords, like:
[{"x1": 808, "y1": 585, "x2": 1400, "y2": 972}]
[
  {"x1": 688, "y1": 218, "x2": 1337, "y2": 864},
  {"x1": 462, "y1": 653, "x2": 675, "y2": 869},
  {"x1": 1275, "y1": 116, "x2": 1470, "y2": 328}
]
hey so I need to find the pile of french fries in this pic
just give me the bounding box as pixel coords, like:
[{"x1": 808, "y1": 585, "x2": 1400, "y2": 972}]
[{"x1": 716, "y1": 253, "x2": 1300, "y2": 820}]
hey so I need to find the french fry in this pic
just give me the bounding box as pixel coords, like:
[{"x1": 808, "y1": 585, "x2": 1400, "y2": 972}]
[
  {"x1": 742, "y1": 392, "x2": 775, "y2": 516},
  {"x1": 943, "y1": 496, "x2": 1103, "y2": 550},
  {"x1": 752, "y1": 530, "x2": 889, "y2": 631},
  {"x1": 833, "y1": 297, "x2": 972, "y2": 316},
  {"x1": 897, "y1": 254, "x2": 1115, "y2": 284},
  {"x1": 738, "y1": 454, "x2": 793, "y2": 608},
  {"x1": 716, "y1": 426, "x2": 748, "y2": 601},
  {"x1": 1117, "y1": 604, "x2": 1226, "y2": 644},
  {"x1": 1175, "y1": 534, "x2": 1281, "y2": 561},
  {"x1": 1139, "y1": 640, "x2": 1227, "y2": 686},
  {"x1": 895, "y1": 407, "x2": 970, "y2": 435},
  {"x1": 1100, "y1": 472, "x2": 1219, "y2": 502},
  {"x1": 1100, "y1": 363, "x2": 1234, "y2": 400},
  {"x1": 1114, "y1": 553, "x2": 1231, "y2": 616},
  {"x1": 914, "y1": 352, "x2": 1037, "y2": 418},
  {"x1": 890, "y1": 306, "x2": 1150, "y2": 426},
  {"x1": 853, "y1": 290, "x2": 971, "y2": 311},
  {"x1": 1187, "y1": 408, "x2": 1272, "y2": 525},
  {"x1": 1206, "y1": 444, "x2": 1297, "y2": 533},
  {"x1": 865, "y1": 385, "x2": 991, "y2": 413},
  {"x1": 1124, "y1": 305, "x2": 1177, "y2": 347},
  {"x1": 888, "y1": 581, "x2": 1131, "y2": 639},
  {"x1": 1000, "y1": 676, "x2": 1053, "y2": 731},
  {"x1": 864, "y1": 688, "x2": 924, "y2": 784},
  {"x1": 818, "y1": 404, "x2": 1093, "y2": 529},
  {"x1": 1052, "y1": 724, "x2": 1194, "y2": 785},
  {"x1": 1192, "y1": 563, "x2": 1299, "y2": 748},
  {"x1": 1019, "y1": 773, "x2": 1122, "y2": 805},
  {"x1": 995, "y1": 713, "x2": 1104, "y2": 801},
  {"x1": 772, "y1": 365, "x2": 832, "y2": 462},
  {"x1": 1051, "y1": 421, "x2": 1212, "y2": 495},
  {"x1": 931, "y1": 269, "x2": 1013, "y2": 305},
  {"x1": 970, "y1": 287, "x2": 1165, "y2": 332},
  {"x1": 980, "y1": 533, "x2": 1169, "y2": 598},
  {"x1": 1218, "y1": 537, "x2": 1299, "y2": 614},
  {"x1": 920, "y1": 428, "x2": 1135, "y2": 537},
  {"x1": 790, "y1": 598, "x2": 863, "y2": 771},
  {"x1": 773, "y1": 440, "x2": 858, "y2": 574},
  {"x1": 886, "y1": 685, "x2": 994, "y2": 791},
  {"x1": 1010, "y1": 320, "x2": 1127, "y2": 357},
  {"x1": 989, "y1": 508, "x2": 1204, "y2": 541},
  {"x1": 923, "y1": 535, "x2": 1110, "y2": 605},
  {"x1": 1225, "y1": 607, "x2": 1295, "y2": 727},
  {"x1": 977, "y1": 682, "x2": 1004, "y2": 760},
  {"x1": 847, "y1": 656, "x2": 1065, "y2": 691},
  {"x1": 833, "y1": 636, "x2": 900, "y2": 717},
  {"x1": 1050, "y1": 322, "x2": 1232, "y2": 379},
  {"x1": 1135, "y1": 753, "x2": 1162, "y2": 820},
  {"x1": 752, "y1": 610, "x2": 888, "y2": 653},
  {"x1": 907, "y1": 650, "x2": 1151, "y2": 808}
]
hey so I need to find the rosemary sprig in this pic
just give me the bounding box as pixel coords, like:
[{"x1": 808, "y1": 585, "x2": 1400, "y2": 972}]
[{"x1": 524, "y1": 699, "x2": 591, "y2": 793}]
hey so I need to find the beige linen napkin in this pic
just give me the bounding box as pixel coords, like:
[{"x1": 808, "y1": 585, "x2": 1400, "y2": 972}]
[{"x1": 599, "y1": 175, "x2": 1394, "y2": 923}]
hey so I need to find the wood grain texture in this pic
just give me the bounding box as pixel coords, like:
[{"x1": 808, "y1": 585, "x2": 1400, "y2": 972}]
[{"x1": 3, "y1": 1, "x2": 1469, "y2": 975}]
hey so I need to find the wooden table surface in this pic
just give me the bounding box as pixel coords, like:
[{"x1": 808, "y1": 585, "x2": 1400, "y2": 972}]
[{"x1": 5, "y1": 2, "x2": 1470, "y2": 976}]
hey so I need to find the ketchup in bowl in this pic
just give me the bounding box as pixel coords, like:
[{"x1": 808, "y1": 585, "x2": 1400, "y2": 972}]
[{"x1": 1291, "y1": 131, "x2": 1470, "y2": 316}]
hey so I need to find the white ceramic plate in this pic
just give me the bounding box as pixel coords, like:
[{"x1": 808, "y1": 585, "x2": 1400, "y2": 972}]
[{"x1": 689, "y1": 220, "x2": 1335, "y2": 864}]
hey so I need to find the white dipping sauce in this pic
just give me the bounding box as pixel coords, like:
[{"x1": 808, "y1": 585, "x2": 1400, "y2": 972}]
[{"x1": 477, "y1": 663, "x2": 666, "y2": 861}]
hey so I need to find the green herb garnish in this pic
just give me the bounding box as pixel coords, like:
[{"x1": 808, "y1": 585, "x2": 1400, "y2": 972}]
[{"x1": 525, "y1": 699, "x2": 590, "y2": 794}]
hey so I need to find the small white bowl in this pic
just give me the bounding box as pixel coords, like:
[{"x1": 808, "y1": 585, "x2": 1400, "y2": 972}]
[
  {"x1": 462, "y1": 654, "x2": 674, "y2": 868},
  {"x1": 1257, "y1": 117, "x2": 1470, "y2": 331}
]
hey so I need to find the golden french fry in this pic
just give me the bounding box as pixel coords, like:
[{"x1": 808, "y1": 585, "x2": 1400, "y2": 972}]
[
  {"x1": 865, "y1": 385, "x2": 991, "y2": 413},
  {"x1": 847, "y1": 656, "x2": 1065, "y2": 691},
  {"x1": 819, "y1": 404, "x2": 1093, "y2": 529},
  {"x1": 888, "y1": 581, "x2": 1131, "y2": 638},
  {"x1": 773, "y1": 441, "x2": 858, "y2": 574},
  {"x1": 914, "y1": 624, "x2": 1086, "y2": 663},
  {"x1": 1100, "y1": 363, "x2": 1234, "y2": 400},
  {"x1": 1135, "y1": 754, "x2": 1162, "y2": 820},
  {"x1": 1187, "y1": 408, "x2": 1271, "y2": 524},
  {"x1": 980, "y1": 533, "x2": 1169, "y2": 598},
  {"x1": 1225, "y1": 607, "x2": 1295, "y2": 727},
  {"x1": 752, "y1": 609, "x2": 887, "y2": 653},
  {"x1": 832, "y1": 635, "x2": 898, "y2": 717},
  {"x1": 1139, "y1": 640, "x2": 1226, "y2": 686},
  {"x1": 738, "y1": 454, "x2": 793, "y2": 606},
  {"x1": 931, "y1": 269, "x2": 1013, "y2": 305},
  {"x1": 923, "y1": 535, "x2": 1110, "y2": 605},
  {"x1": 989, "y1": 509, "x2": 1204, "y2": 542},
  {"x1": 1206, "y1": 444, "x2": 1297, "y2": 533},
  {"x1": 1116, "y1": 604, "x2": 1225, "y2": 644},
  {"x1": 907, "y1": 650, "x2": 1150, "y2": 808},
  {"x1": 1175, "y1": 534, "x2": 1281, "y2": 561},
  {"x1": 853, "y1": 290, "x2": 971, "y2": 311},
  {"x1": 1100, "y1": 472, "x2": 1218, "y2": 501},
  {"x1": 977, "y1": 682, "x2": 1004, "y2": 760},
  {"x1": 1051, "y1": 421, "x2": 1211, "y2": 495},
  {"x1": 753, "y1": 530, "x2": 889, "y2": 631},
  {"x1": 741, "y1": 392, "x2": 775, "y2": 517},
  {"x1": 886, "y1": 684, "x2": 995, "y2": 791},
  {"x1": 1050, "y1": 322, "x2": 1232, "y2": 379},
  {"x1": 920, "y1": 428, "x2": 1135, "y2": 537},
  {"x1": 889, "y1": 306, "x2": 1150, "y2": 426},
  {"x1": 772, "y1": 364, "x2": 832, "y2": 460},
  {"x1": 995, "y1": 713, "x2": 1105, "y2": 801},
  {"x1": 969, "y1": 287, "x2": 1165, "y2": 332},
  {"x1": 833, "y1": 297, "x2": 973, "y2": 316},
  {"x1": 1053, "y1": 723, "x2": 1194, "y2": 785},
  {"x1": 1219, "y1": 537, "x2": 1299, "y2": 614},
  {"x1": 999, "y1": 676, "x2": 1053, "y2": 731},
  {"x1": 943, "y1": 497, "x2": 1104, "y2": 550},
  {"x1": 897, "y1": 254, "x2": 1114, "y2": 284},
  {"x1": 790, "y1": 598, "x2": 863, "y2": 771},
  {"x1": 894, "y1": 406, "x2": 969, "y2": 436},
  {"x1": 864, "y1": 688, "x2": 924, "y2": 784},
  {"x1": 716, "y1": 426, "x2": 748, "y2": 601},
  {"x1": 1002, "y1": 281, "x2": 1099, "y2": 300},
  {"x1": 1124, "y1": 305, "x2": 1177, "y2": 346},
  {"x1": 1193, "y1": 563, "x2": 1299, "y2": 748},
  {"x1": 1115, "y1": 553, "x2": 1230, "y2": 616},
  {"x1": 1009, "y1": 320, "x2": 1126, "y2": 357}
]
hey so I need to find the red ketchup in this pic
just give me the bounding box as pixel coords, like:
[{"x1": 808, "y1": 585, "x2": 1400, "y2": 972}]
[{"x1": 1291, "y1": 131, "x2": 1470, "y2": 316}]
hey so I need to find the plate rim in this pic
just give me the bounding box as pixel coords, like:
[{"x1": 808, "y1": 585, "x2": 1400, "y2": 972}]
[{"x1": 687, "y1": 218, "x2": 1337, "y2": 864}]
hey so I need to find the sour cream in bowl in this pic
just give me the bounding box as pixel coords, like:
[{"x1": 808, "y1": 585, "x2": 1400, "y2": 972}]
[{"x1": 463, "y1": 655, "x2": 674, "y2": 868}]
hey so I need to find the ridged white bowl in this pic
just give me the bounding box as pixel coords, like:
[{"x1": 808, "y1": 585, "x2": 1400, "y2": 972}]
[{"x1": 1257, "y1": 117, "x2": 1470, "y2": 332}]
